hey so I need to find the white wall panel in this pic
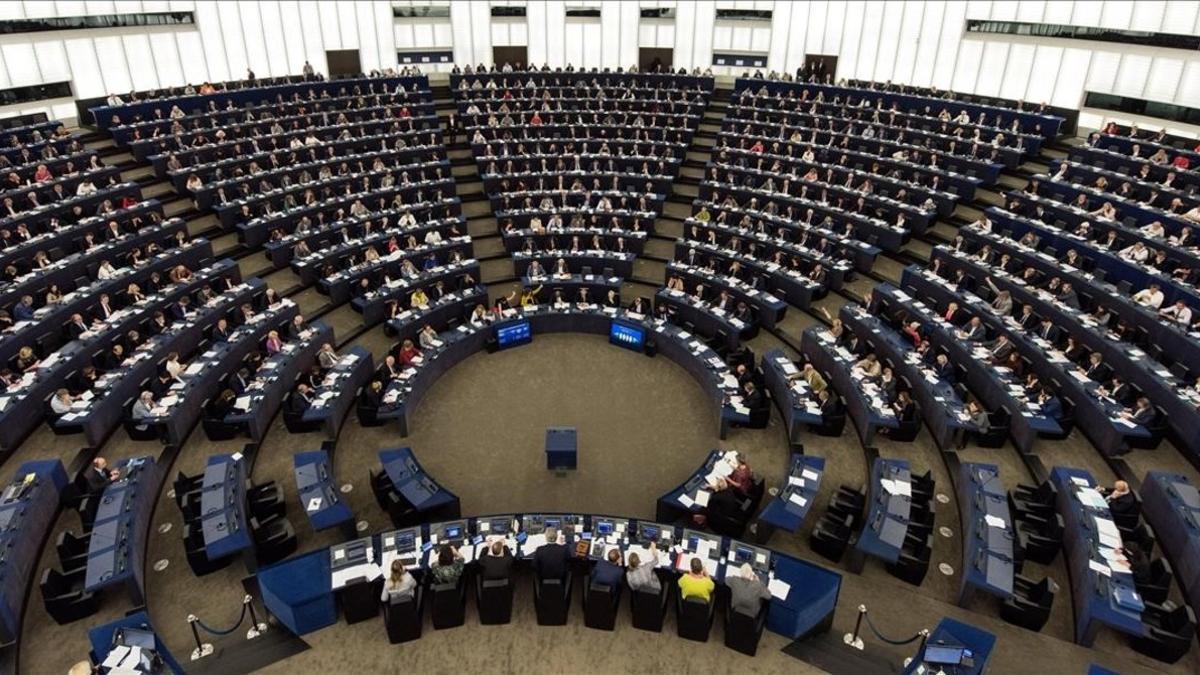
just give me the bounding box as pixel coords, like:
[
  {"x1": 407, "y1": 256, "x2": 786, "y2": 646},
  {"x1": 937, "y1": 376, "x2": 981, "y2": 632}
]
[
  {"x1": 1070, "y1": 0, "x2": 1103, "y2": 26},
  {"x1": 1099, "y1": 1, "x2": 1135, "y2": 29},
  {"x1": 1144, "y1": 58, "x2": 1183, "y2": 104},
  {"x1": 1113, "y1": 53, "x2": 1152, "y2": 97},
  {"x1": 33, "y1": 40, "x2": 73, "y2": 84},
  {"x1": 148, "y1": 33, "x2": 183, "y2": 86},
  {"x1": 1052, "y1": 47, "x2": 1091, "y2": 108},
  {"x1": 975, "y1": 41, "x2": 1008, "y2": 97},
  {"x1": 1015, "y1": 0, "x2": 1045, "y2": 22},
  {"x1": 1178, "y1": 61, "x2": 1200, "y2": 108},
  {"x1": 336, "y1": 1, "x2": 358, "y2": 50},
  {"x1": 217, "y1": 1, "x2": 249, "y2": 78},
  {"x1": 999, "y1": 43, "x2": 1034, "y2": 100},
  {"x1": 892, "y1": 1, "x2": 923, "y2": 85},
  {"x1": 122, "y1": 34, "x2": 159, "y2": 90},
  {"x1": 600, "y1": 4, "x2": 620, "y2": 67},
  {"x1": 1025, "y1": 45, "x2": 1062, "y2": 104},
  {"x1": 823, "y1": 1, "x2": 846, "y2": 60},
  {"x1": 297, "y1": 1, "x2": 328, "y2": 74},
  {"x1": 1041, "y1": 0, "x2": 1073, "y2": 23},
  {"x1": 64, "y1": 39, "x2": 105, "y2": 98},
  {"x1": 1161, "y1": 1, "x2": 1198, "y2": 32},
  {"x1": 838, "y1": 1, "x2": 865, "y2": 82},
  {"x1": 93, "y1": 36, "x2": 132, "y2": 93},
  {"x1": 856, "y1": 1, "x2": 884, "y2": 81},
  {"x1": 1130, "y1": 1, "x2": 1167, "y2": 31},
  {"x1": 1086, "y1": 51, "x2": 1121, "y2": 94},
  {"x1": 951, "y1": 39, "x2": 983, "y2": 93},
  {"x1": 450, "y1": 1, "x2": 476, "y2": 65},
  {"x1": 990, "y1": 1, "x2": 1020, "y2": 21},
  {"x1": 2, "y1": 44, "x2": 41, "y2": 86},
  {"x1": 931, "y1": 0, "x2": 963, "y2": 89},
  {"x1": 196, "y1": 0, "x2": 231, "y2": 82},
  {"x1": 912, "y1": 0, "x2": 943, "y2": 87},
  {"x1": 175, "y1": 31, "x2": 209, "y2": 85},
  {"x1": 238, "y1": 2, "x2": 273, "y2": 78},
  {"x1": 526, "y1": 1, "x2": 548, "y2": 64},
  {"x1": 259, "y1": 1, "x2": 290, "y2": 76}
]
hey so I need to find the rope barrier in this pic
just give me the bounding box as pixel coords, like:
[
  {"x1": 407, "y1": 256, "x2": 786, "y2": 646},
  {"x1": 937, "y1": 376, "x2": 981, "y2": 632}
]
[
  {"x1": 187, "y1": 595, "x2": 267, "y2": 660},
  {"x1": 193, "y1": 602, "x2": 248, "y2": 636},
  {"x1": 863, "y1": 611, "x2": 926, "y2": 645}
]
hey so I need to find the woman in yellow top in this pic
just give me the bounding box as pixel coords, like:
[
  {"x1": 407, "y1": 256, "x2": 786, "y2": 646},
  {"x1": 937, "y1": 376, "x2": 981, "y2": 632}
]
[
  {"x1": 520, "y1": 284, "x2": 543, "y2": 306},
  {"x1": 677, "y1": 557, "x2": 714, "y2": 602},
  {"x1": 410, "y1": 287, "x2": 429, "y2": 307},
  {"x1": 695, "y1": 206, "x2": 711, "y2": 222}
]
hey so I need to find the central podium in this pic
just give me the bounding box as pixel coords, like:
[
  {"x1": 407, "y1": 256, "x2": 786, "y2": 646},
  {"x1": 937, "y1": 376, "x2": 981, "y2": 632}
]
[{"x1": 545, "y1": 427, "x2": 577, "y2": 471}]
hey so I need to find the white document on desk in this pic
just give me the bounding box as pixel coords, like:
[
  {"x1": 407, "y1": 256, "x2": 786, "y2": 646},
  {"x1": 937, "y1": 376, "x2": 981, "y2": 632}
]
[
  {"x1": 768, "y1": 577, "x2": 791, "y2": 601},
  {"x1": 694, "y1": 490, "x2": 711, "y2": 507},
  {"x1": 984, "y1": 515, "x2": 1006, "y2": 529}
]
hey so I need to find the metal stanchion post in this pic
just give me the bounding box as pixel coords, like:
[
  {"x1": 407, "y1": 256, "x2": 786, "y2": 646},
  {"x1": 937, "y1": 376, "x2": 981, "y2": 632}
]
[
  {"x1": 843, "y1": 604, "x2": 866, "y2": 650},
  {"x1": 188, "y1": 615, "x2": 214, "y2": 661},
  {"x1": 903, "y1": 629, "x2": 931, "y2": 668},
  {"x1": 245, "y1": 594, "x2": 268, "y2": 639}
]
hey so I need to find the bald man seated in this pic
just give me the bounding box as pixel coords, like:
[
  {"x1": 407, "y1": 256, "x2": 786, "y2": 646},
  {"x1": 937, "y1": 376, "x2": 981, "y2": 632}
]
[{"x1": 1099, "y1": 480, "x2": 1137, "y2": 516}]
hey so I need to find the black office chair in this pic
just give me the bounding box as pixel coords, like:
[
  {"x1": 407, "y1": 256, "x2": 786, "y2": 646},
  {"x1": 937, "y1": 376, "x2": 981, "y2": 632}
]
[
  {"x1": 430, "y1": 575, "x2": 468, "y2": 629},
  {"x1": 244, "y1": 484, "x2": 284, "y2": 523},
  {"x1": 1135, "y1": 558, "x2": 1173, "y2": 605},
  {"x1": 809, "y1": 513, "x2": 854, "y2": 562},
  {"x1": 1129, "y1": 602, "x2": 1196, "y2": 664},
  {"x1": 475, "y1": 576, "x2": 513, "y2": 625},
  {"x1": 384, "y1": 587, "x2": 423, "y2": 643},
  {"x1": 628, "y1": 577, "x2": 670, "y2": 632},
  {"x1": 583, "y1": 578, "x2": 622, "y2": 631},
  {"x1": 56, "y1": 531, "x2": 89, "y2": 573},
  {"x1": 676, "y1": 595, "x2": 716, "y2": 642},
  {"x1": 341, "y1": 576, "x2": 382, "y2": 624},
  {"x1": 724, "y1": 599, "x2": 769, "y2": 656},
  {"x1": 1015, "y1": 513, "x2": 1064, "y2": 565},
  {"x1": 1038, "y1": 396, "x2": 1075, "y2": 440},
  {"x1": 999, "y1": 574, "x2": 1058, "y2": 632},
  {"x1": 183, "y1": 522, "x2": 231, "y2": 576},
  {"x1": 123, "y1": 407, "x2": 161, "y2": 441},
  {"x1": 40, "y1": 568, "x2": 99, "y2": 624},
  {"x1": 1008, "y1": 481, "x2": 1057, "y2": 522},
  {"x1": 886, "y1": 540, "x2": 931, "y2": 586},
  {"x1": 533, "y1": 570, "x2": 573, "y2": 625},
  {"x1": 251, "y1": 516, "x2": 297, "y2": 565},
  {"x1": 886, "y1": 414, "x2": 922, "y2": 442},
  {"x1": 814, "y1": 407, "x2": 847, "y2": 437},
  {"x1": 1127, "y1": 406, "x2": 1169, "y2": 450},
  {"x1": 974, "y1": 406, "x2": 1010, "y2": 448},
  {"x1": 828, "y1": 486, "x2": 866, "y2": 530},
  {"x1": 369, "y1": 469, "x2": 395, "y2": 508}
]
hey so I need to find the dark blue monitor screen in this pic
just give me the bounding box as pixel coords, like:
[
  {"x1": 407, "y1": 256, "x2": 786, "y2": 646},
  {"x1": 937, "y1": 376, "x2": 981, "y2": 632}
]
[
  {"x1": 609, "y1": 320, "x2": 645, "y2": 350},
  {"x1": 544, "y1": 518, "x2": 560, "y2": 529},
  {"x1": 641, "y1": 525, "x2": 658, "y2": 540},
  {"x1": 597, "y1": 522, "x2": 613, "y2": 536},
  {"x1": 735, "y1": 546, "x2": 753, "y2": 563},
  {"x1": 444, "y1": 526, "x2": 462, "y2": 540},
  {"x1": 495, "y1": 320, "x2": 532, "y2": 348}
]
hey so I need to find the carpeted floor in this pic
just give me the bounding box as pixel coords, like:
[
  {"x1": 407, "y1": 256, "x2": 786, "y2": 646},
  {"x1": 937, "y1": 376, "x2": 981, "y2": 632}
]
[{"x1": 17, "y1": 333, "x2": 1200, "y2": 675}]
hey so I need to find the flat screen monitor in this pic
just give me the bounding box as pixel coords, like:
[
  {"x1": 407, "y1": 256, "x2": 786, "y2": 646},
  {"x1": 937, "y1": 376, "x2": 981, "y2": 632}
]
[
  {"x1": 596, "y1": 521, "x2": 613, "y2": 536},
  {"x1": 735, "y1": 546, "x2": 753, "y2": 563},
  {"x1": 924, "y1": 646, "x2": 966, "y2": 665},
  {"x1": 544, "y1": 518, "x2": 560, "y2": 529},
  {"x1": 495, "y1": 320, "x2": 532, "y2": 348},
  {"x1": 640, "y1": 524, "x2": 658, "y2": 541},
  {"x1": 444, "y1": 525, "x2": 462, "y2": 540},
  {"x1": 609, "y1": 320, "x2": 645, "y2": 351}
]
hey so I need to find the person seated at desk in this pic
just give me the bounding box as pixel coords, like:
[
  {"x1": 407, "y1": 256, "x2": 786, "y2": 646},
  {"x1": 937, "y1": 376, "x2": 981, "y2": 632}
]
[
  {"x1": 210, "y1": 317, "x2": 232, "y2": 342},
  {"x1": 901, "y1": 321, "x2": 922, "y2": 346},
  {"x1": 1056, "y1": 282, "x2": 1081, "y2": 310},
  {"x1": 519, "y1": 285, "x2": 542, "y2": 307},
  {"x1": 264, "y1": 330, "x2": 283, "y2": 355},
  {"x1": 604, "y1": 289, "x2": 621, "y2": 309},
  {"x1": 627, "y1": 544, "x2": 662, "y2": 593},
  {"x1": 592, "y1": 548, "x2": 625, "y2": 588},
  {"x1": 397, "y1": 340, "x2": 421, "y2": 367},
  {"x1": 1032, "y1": 318, "x2": 1059, "y2": 345},
  {"x1": 989, "y1": 287, "x2": 1013, "y2": 317},
  {"x1": 381, "y1": 559, "x2": 417, "y2": 601},
  {"x1": 417, "y1": 324, "x2": 439, "y2": 350},
  {"x1": 1132, "y1": 284, "x2": 1164, "y2": 310},
  {"x1": 150, "y1": 369, "x2": 175, "y2": 398},
  {"x1": 956, "y1": 317, "x2": 986, "y2": 342},
  {"x1": 628, "y1": 296, "x2": 650, "y2": 315},
  {"x1": 430, "y1": 544, "x2": 465, "y2": 585},
  {"x1": 468, "y1": 304, "x2": 492, "y2": 327},
  {"x1": 678, "y1": 557, "x2": 715, "y2": 604},
  {"x1": 727, "y1": 563, "x2": 772, "y2": 616},
  {"x1": 1037, "y1": 387, "x2": 1063, "y2": 421},
  {"x1": 49, "y1": 388, "x2": 74, "y2": 417},
  {"x1": 853, "y1": 353, "x2": 882, "y2": 378},
  {"x1": 131, "y1": 390, "x2": 156, "y2": 423},
  {"x1": 14, "y1": 345, "x2": 40, "y2": 372},
  {"x1": 741, "y1": 380, "x2": 765, "y2": 411},
  {"x1": 941, "y1": 301, "x2": 962, "y2": 324},
  {"x1": 533, "y1": 527, "x2": 571, "y2": 581},
  {"x1": 289, "y1": 384, "x2": 314, "y2": 415},
  {"x1": 930, "y1": 354, "x2": 954, "y2": 382},
  {"x1": 1080, "y1": 352, "x2": 1109, "y2": 382},
  {"x1": 479, "y1": 540, "x2": 514, "y2": 581},
  {"x1": 1098, "y1": 480, "x2": 1137, "y2": 516},
  {"x1": 892, "y1": 390, "x2": 918, "y2": 423},
  {"x1": 1159, "y1": 300, "x2": 1193, "y2": 326},
  {"x1": 1123, "y1": 542, "x2": 1151, "y2": 586},
  {"x1": 312, "y1": 343, "x2": 337, "y2": 370},
  {"x1": 83, "y1": 457, "x2": 119, "y2": 494},
  {"x1": 789, "y1": 363, "x2": 827, "y2": 393},
  {"x1": 1123, "y1": 397, "x2": 1157, "y2": 426},
  {"x1": 984, "y1": 334, "x2": 1014, "y2": 363},
  {"x1": 208, "y1": 389, "x2": 237, "y2": 419}
]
